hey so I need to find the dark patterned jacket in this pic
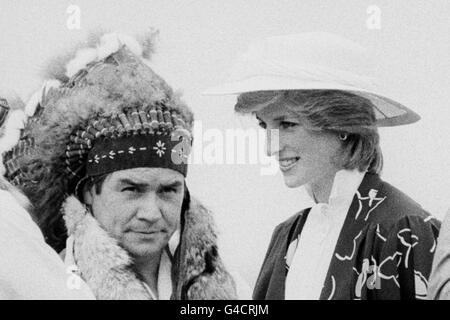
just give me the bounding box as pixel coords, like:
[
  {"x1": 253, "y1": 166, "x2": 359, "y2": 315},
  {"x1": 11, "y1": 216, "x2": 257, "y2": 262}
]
[{"x1": 253, "y1": 173, "x2": 440, "y2": 300}]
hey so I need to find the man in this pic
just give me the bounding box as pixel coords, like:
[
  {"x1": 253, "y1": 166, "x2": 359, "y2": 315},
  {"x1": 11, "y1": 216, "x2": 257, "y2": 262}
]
[
  {"x1": 6, "y1": 33, "x2": 237, "y2": 299},
  {"x1": 0, "y1": 97, "x2": 94, "y2": 299}
]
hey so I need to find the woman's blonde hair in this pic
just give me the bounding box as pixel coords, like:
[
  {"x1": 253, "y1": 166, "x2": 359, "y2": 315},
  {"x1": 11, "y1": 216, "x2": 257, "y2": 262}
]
[{"x1": 236, "y1": 90, "x2": 383, "y2": 174}]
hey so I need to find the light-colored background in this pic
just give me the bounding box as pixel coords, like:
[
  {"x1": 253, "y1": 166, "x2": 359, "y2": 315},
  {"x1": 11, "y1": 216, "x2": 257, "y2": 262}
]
[{"x1": 1, "y1": 0, "x2": 449, "y2": 289}]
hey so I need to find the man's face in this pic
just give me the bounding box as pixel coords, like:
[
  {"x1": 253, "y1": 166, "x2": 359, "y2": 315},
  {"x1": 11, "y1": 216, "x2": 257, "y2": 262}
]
[{"x1": 84, "y1": 167, "x2": 185, "y2": 259}]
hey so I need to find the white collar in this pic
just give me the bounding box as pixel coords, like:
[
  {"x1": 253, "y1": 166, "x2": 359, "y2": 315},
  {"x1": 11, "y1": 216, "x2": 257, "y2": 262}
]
[
  {"x1": 329, "y1": 169, "x2": 366, "y2": 205},
  {"x1": 309, "y1": 169, "x2": 366, "y2": 217},
  {"x1": 284, "y1": 169, "x2": 366, "y2": 299},
  {"x1": 141, "y1": 229, "x2": 180, "y2": 300},
  {"x1": 142, "y1": 249, "x2": 173, "y2": 300}
]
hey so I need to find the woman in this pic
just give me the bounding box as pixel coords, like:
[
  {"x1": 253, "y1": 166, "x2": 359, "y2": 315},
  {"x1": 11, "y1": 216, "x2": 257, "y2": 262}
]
[{"x1": 205, "y1": 32, "x2": 440, "y2": 300}]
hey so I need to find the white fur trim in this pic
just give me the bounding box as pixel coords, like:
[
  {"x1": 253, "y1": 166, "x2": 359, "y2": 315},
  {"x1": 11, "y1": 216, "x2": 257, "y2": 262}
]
[
  {"x1": 61, "y1": 195, "x2": 88, "y2": 235},
  {"x1": 60, "y1": 195, "x2": 237, "y2": 300},
  {"x1": 66, "y1": 32, "x2": 144, "y2": 78},
  {"x1": 62, "y1": 195, "x2": 152, "y2": 300},
  {"x1": 65, "y1": 48, "x2": 97, "y2": 79}
]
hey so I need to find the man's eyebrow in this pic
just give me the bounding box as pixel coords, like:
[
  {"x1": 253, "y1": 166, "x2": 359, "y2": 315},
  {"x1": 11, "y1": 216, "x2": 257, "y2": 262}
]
[
  {"x1": 273, "y1": 115, "x2": 288, "y2": 121},
  {"x1": 160, "y1": 180, "x2": 183, "y2": 188},
  {"x1": 117, "y1": 178, "x2": 183, "y2": 188},
  {"x1": 117, "y1": 178, "x2": 148, "y2": 188}
]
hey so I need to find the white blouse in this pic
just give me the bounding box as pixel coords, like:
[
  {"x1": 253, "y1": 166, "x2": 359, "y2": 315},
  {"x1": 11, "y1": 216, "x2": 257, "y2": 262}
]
[{"x1": 285, "y1": 169, "x2": 365, "y2": 300}]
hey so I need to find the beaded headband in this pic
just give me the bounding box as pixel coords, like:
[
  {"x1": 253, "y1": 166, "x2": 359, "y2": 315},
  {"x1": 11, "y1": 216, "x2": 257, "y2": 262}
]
[{"x1": 65, "y1": 103, "x2": 192, "y2": 192}]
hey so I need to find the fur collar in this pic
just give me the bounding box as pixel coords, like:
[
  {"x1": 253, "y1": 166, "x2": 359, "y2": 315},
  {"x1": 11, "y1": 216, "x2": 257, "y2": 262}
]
[{"x1": 61, "y1": 196, "x2": 237, "y2": 300}]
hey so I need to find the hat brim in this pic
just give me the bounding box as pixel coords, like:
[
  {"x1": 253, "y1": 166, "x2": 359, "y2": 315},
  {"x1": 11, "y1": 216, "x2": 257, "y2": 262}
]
[{"x1": 203, "y1": 76, "x2": 420, "y2": 127}]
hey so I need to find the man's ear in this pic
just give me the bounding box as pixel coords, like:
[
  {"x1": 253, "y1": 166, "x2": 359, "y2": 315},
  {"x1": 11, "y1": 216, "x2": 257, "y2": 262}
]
[{"x1": 82, "y1": 182, "x2": 94, "y2": 206}]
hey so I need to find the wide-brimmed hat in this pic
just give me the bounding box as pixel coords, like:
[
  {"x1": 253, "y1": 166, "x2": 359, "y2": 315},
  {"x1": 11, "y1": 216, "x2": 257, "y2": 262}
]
[{"x1": 204, "y1": 32, "x2": 420, "y2": 127}]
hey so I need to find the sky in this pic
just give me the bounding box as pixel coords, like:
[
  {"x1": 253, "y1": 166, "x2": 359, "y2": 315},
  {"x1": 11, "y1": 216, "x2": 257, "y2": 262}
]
[{"x1": 0, "y1": 0, "x2": 449, "y2": 288}]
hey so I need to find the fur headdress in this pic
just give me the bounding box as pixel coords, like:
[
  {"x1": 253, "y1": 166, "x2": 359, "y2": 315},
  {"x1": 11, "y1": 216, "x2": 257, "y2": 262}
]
[{"x1": 11, "y1": 32, "x2": 194, "y2": 251}]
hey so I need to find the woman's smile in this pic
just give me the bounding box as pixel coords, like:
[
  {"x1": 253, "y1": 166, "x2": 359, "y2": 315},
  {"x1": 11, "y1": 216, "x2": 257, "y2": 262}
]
[{"x1": 279, "y1": 156, "x2": 300, "y2": 172}]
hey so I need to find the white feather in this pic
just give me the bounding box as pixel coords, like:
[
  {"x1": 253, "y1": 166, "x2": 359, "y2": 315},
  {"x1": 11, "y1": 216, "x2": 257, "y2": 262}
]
[
  {"x1": 43, "y1": 79, "x2": 62, "y2": 95},
  {"x1": 24, "y1": 90, "x2": 41, "y2": 117},
  {"x1": 96, "y1": 33, "x2": 121, "y2": 60},
  {"x1": 65, "y1": 32, "x2": 144, "y2": 78},
  {"x1": 115, "y1": 33, "x2": 143, "y2": 56},
  {"x1": 66, "y1": 48, "x2": 97, "y2": 78},
  {"x1": 0, "y1": 110, "x2": 26, "y2": 154},
  {"x1": 24, "y1": 80, "x2": 61, "y2": 117}
]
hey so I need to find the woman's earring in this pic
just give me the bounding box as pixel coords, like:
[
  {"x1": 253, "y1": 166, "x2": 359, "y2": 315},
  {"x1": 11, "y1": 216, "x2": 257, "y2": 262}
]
[{"x1": 339, "y1": 133, "x2": 348, "y2": 141}]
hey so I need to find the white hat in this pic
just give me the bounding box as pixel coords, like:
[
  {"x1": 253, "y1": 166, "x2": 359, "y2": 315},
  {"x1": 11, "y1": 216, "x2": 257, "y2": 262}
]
[{"x1": 204, "y1": 32, "x2": 420, "y2": 127}]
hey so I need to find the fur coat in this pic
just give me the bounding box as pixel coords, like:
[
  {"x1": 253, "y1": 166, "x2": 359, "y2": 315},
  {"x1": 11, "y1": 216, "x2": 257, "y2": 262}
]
[{"x1": 61, "y1": 195, "x2": 238, "y2": 300}]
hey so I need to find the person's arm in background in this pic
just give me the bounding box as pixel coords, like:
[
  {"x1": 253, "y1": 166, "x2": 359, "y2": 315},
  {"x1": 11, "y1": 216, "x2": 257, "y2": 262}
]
[
  {"x1": 0, "y1": 97, "x2": 94, "y2": 300},
  {"x1": 0, "y1": 181, "x2": 95, "y2": 300},
  {"x1": 428, "y1": 208, "x2": 450, "y2": 300}
]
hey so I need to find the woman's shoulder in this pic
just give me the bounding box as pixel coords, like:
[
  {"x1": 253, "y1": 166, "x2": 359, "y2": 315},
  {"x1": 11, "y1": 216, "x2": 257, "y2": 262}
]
[
  {"x1": 271, "y1": 208, "x2": 310, "y2": 239},
  {"x1": 361, "y1": 173, "x2": 439, "y2": 229}
]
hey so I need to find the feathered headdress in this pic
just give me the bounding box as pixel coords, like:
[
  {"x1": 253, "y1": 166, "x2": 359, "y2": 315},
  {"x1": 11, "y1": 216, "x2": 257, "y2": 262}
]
[{"x1": 8, "y1": 31, "x2": 194, "y2": 251}]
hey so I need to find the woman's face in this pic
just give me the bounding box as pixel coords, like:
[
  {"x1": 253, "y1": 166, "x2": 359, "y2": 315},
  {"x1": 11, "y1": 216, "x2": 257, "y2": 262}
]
[{"x1": 256, "y1": 103, "x2": 342, "y2": 188}]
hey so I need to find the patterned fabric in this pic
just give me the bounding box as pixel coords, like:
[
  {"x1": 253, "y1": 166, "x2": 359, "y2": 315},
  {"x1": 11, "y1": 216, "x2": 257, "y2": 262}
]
[
  {"x1": 253, "y1": 173, "x2": 441, "y2": 300},
  {"x1": 84, "y1": 132, "x2": 190, "y2": 178},
  {"x1": 284, "y1": 169, "x2": 365, "y2": 299}
]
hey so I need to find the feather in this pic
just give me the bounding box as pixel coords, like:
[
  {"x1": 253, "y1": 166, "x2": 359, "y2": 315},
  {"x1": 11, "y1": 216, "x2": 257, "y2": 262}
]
[
  {"x1": 66, "y1": 32, "x2": 146, "y2": 78},
  {"x1": 66, "y1": 48, "x2": 98, "y2": 78},
  {"x1": 24, "y1": 80, "x2": 61, "y2": 117},
  {"x1": 42, "y1": 30, "x2": 158, "y2": 83},
  {"x1": 138, "y1": 28, "x2": 159, "y2": 60},
  {"x1": 0, "y1": 110, "x2": 26, "y2": 154}
]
